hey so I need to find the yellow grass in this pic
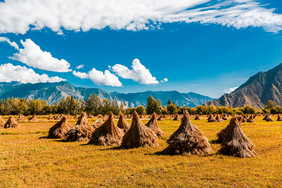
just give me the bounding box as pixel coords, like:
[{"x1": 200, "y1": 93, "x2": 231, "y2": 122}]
[{"x1": 0, "y1": 116, "x2": 281, "y2": 187}]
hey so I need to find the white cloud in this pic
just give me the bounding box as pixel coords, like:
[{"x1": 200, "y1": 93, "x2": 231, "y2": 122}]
[
  {"x1": 0, "y1": 37, "x2": 19, "y2": 50},
  {"x1": 224, "y1": 86, "x2": 238, "y2": 93},
  {"x1": 10, "y1": 39, "x2": 71, "y2": 72},
  {"x1": 73, "y1": 69, "x2": 122, "y2": 87},
  {"x1": 0, "y1": 0, "x2": 281, "y2": 34},
  {"x1": 76, "y1": 64, "x2": 84, "y2": 69},
  {"x1": 0, "y1": 63, "x2": 65, "y2": 83},
  {"x1": 161, "y1": 78, "x2": 168, "y2": 83},
  {"x1": 111, "y1": 59, "x2": 159, "y2": 85}
]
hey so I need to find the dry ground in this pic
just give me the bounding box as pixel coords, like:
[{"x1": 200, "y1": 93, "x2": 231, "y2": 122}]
[{"x1": 0, "y1": 115, "x2": 281, "y2": 187}]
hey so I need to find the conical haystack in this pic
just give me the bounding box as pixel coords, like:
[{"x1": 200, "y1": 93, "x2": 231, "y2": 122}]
[
  {"x1": 17, "y1": 114, "x2": 26, "y2": 121},
  {"x1": 4, "y1": 116, "x2": 20, "y2": 128},
  {"x1": 88, "y1": 112, "x2": 124, "y2": 146},
  {"x1": 216, "y1": 115, "x2": 223, "y2": 122},
  {"x1": 145, "y1": 113, "x2": 164, "y2": 137},
  {"x1": 116, "y1": 112, "x2": 130, "y2": 133},
  {"x1": 208, "y1": 115, "x2": 216, "y2": 122},
  {"x1": 194, "y1": 115, "x2": 200, "y2": 120},
  {"x1": 222, "y1": 114, "x2": 228, "y2": 120},
  {"x1": 0, "y1": 115, "x2": 5, "y2": 128},
  {"x1": 217, "y1": 118, "x2": 238, "y2": 143},
  {"x1": 161, "y1": 111, "x2": 211, "y2": 155},
  {"x1": 264, "y1": 114, "x2": 273, "y2": 122},
  {"x1": 92, "y1": 116, "x2": 104, "y2": 129},
  {"x1": 65, "y1": 113, "x2": 94, "y2": 141},
  {"x1": 173, "y1": 114, "x2": 180, "y2": 121},
  {"x1": 247, "y1": 115, "x2": 255, "y2": 123},
  {"x1": 277, "y1": 115, "x2": 282, "y2": 121},
  {"x1": 47, "y1": 116, "x2": 73, "y2": 139},
  {"x1": 218, "y1": 117, "x2": 257, "y2": 158},
  {"x1": 29, "y1": 114, "x2": 38, "y2": 121},
  {"x1": 120, "y1": 111, "x2": 158, "y2": 149}
]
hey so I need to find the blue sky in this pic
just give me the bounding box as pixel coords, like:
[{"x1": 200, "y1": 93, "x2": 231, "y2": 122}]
[{"x1": 0, "y1": 0, "x2": 281, "y2": 98}]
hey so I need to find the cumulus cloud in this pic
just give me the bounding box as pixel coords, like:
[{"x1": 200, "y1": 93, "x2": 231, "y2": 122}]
[
  {"x1": 73, "y1": 69, "x2": 122, "y2": 87},
  {"x1": 0, "y1": 63, "x2": 65, "y2": 83},
  {"x1": 76, "y1": 64, "x2": 84, "y2": 69},
  {"x1": 161, "y1": 78, "x2": 168, "y2": 83},
  {"x1": 0, "y1": 0, "x2": 281, "y2": 34},
  {"x1": 111, "y1": 59, "x2": 159, "y2": 85},
  {"x1": 0, "y1": 37, "x2": 19, "y2": 50},
  {"x1": 225, "y1": 86, "x2": 238, "y2": 93},
  {"x1": 10, "y1": 39, "x2": 71, "y2": 72}
]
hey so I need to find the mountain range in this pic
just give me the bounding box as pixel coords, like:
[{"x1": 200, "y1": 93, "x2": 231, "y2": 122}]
[
  {"x1": 0, "y1": 82, "x2": 215, "y2": 107},
  {"x1": 204, "y1": 63, "x2": 282, "y2": 108}
]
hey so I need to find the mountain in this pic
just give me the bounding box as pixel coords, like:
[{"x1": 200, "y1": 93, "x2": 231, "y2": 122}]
[
  {"x1": 204, "y1": 63, "x2": 282, "y2": 108},
  {"x1": 0, "y1": 81, "x2": 215, "y2": 107}
]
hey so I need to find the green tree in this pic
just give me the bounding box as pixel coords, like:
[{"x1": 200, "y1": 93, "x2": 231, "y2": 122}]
[
  {"x1": 136, "y1": 105, "x2": 146, "y2": 115},
  {"x1": 265, "y1": 100, "x2": 276, "y2": 109}
]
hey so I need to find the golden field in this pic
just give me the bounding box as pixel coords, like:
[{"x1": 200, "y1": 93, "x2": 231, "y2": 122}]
[{"x1": 0, "y1": 115, "x2": 281, "y2": 187}]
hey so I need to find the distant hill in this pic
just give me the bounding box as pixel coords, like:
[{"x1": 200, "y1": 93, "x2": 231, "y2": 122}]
[
  {"x1": 204, "y1": 63, "x2": 282, "y2": 108},
  {"x1": 0, "y1": 82, "x2": 215, "y2": 107}
]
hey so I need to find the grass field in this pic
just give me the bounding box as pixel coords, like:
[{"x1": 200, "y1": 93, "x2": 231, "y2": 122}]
[{"x1": 0, "y1": 116, "x2": 281, "y2": 187}]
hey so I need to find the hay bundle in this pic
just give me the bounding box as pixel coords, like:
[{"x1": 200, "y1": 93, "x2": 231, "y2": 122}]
[
  {"x1": 17, "y1": 114, "x2": 26, "y2": 121},
  {"x1": 48, "y1": 114, "x2": 54, "y2": 120},
  {"x1": 277, "y1": 115, "x2": 282, "y2": 121},
  {"x1": 92, "y1": 116, "x2": 104, "y2": 129},
  {"x1": 145, "y1": 113, "x2": 164, "y2": 137},
  {"x1": 215, "y1": 115, "x2": 223, "y2": 122},
  {"x1": 29, "y1": 114, "x2": 38, "y2": 121},
  {"x1": 218, "y1": 117, "x2": 257, "y2": 158},
  {"x1": 0, "y1": 115, "x2": 5, "y2": 128},
  {"x1": 264, "y1": 114, "x2": 273, "y2": 122},
  {"x1": 173, "y1": 114, "x2": 180, "y2": 121},
  {"x1": 208, "y1": 115, "x2": 216, "y2": 122},
  {"x1": 217, "y1": 118, "x2": 238, "y2": 143},
  {"x1": 194, "y1": 115, "x2": 200, "y2": 120},
  {"x1": 120, "y1": 111, "x2": 158, "y2": 149},
  {"x1": 53, "y1": 115, "x2": 61, "y2": 120},
  {"x1": 88, "y1": 112, "x2": 124, "y2": 146},
  {"x1": 117, "y1": 112, "x2": 130, "y2": 133},
  {"x1": 222, "y1": 114, "x2": 228, "y2": 120},
  {"x1": 47, "y1": 116, "x2": 73, "y2": 139},
  {"x1": 247, "y1": 115, "x2": 255, "y2": 123},
  {"x1": 157, "y1": 115, "x2": 163, "y2": 121},
  {"x1": 4, "y1": 116, "x2": 20, "y2": 128},
  {"x1": 162, "y1": 111, "x2": 211, "y2": 155},
  {"x1": 65, "y1": 113, "x2": 94, "y2": 141}
]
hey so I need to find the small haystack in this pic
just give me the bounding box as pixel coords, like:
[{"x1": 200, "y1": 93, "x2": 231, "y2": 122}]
[
  {"x1": 17, "y1": 114, "x2": 26, "y2": 121},
  {"x1": 157, "y1": 115, "x2": 163, "y2": 121},
  {"x1": 216, "y1": 115, "x2": 223, "y2": 122},
  {"x1": 88, "y1": 112, "x2": 124, "y2": 146},
  {"x1": 29, "y1": 114, "x2": 38, "y2": 121},
  {"x1": 120, "y1": 111, "x2": 158, "y2": 149},
  {"x1": 4, "y1": 116, "x2": 20, "y2": 128},
  {"x1": 92, "y1": 116, "x2": 104, "y2": 129},
  {"x1": 47, "y1": 116, "x2": 73, "y2": 139},
  {"x1": 218, "y1": 117, "x2": 257, "y2": 158},
  {"x1": 208, "y1": 115, "x2": 216, "y2": 122},
  {"x1": 0, "y1": 115, "x2": 5, "y2": 128},
  {"x1": 117, "y1": 112, "x2": 130, "y2": 133},
  {"x1": 145, "y1": 113, "x2": 164, "y2": 137},
  {"x1": 247, "y1": 115, "x2": 255, "y2": 123},
  {"x1": 65, "y1": 113, "x2": 94, "y2": 142},
  {"x1": 264, "y1": 114, "x2": 273, "y2": 122},
  {"x1": 161, "y1": 111, "x2": 211, "y2": 155},
  {"x1": 277, "y1": 115, "x2": 282, "y2": 121},
  {"x1": 194, "y1": 115, "x2": 200, "y2": 120},
  {"x1": 48, "y1": 114, "x2": 54, "y2": 120},
  {"x1": 173, "y1": 114, "x2": 180, "y2": 121},
  {"x1": 222, "y1": 114, "x2": 228, "y2": 120},
  {"x1": 53, "y1": 115, "x2": 61, "y2": 120}
]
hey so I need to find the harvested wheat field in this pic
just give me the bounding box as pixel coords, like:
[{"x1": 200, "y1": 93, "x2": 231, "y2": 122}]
[{"x1": 0, "y1": 115, "x2": 281, "y2": 187}]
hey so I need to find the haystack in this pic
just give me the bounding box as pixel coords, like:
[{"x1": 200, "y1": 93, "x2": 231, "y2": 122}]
[
  {"x1": 217, "y1": 118, "x2": 237, "y2": 143},
  {"x1": 173, "y1": 114, "x2": 180, "y2": 121},
  {"x1": 247, "y1": 115, "x2": 255, "y2": 123},
  {"x1": 29, "y1": 114, "x2": 38, "y2": 121},
  {"x1": 208, "y1": 115, "x2": 216, "y2": 122},
  {"x1": 216, "y1": 115, "x2": 223, "y2": 122},
  {"x1": 48, "y1": 114, "x2": 54, "y2": 120},
  {"x1": 120, "y1": 111, "x2": 158, "y2": 149},
  {"x1": 145, "y1": 113, "x2": 164, "y2": 137},
  {"x1": 47, "y1": 116, "x2": 73, "y2": 139},
  {"x1": 116, "y1": 112, "x2": 130, "y2": 133},
  {"x1": 157, "y1": 115, "x2": 163, "y2": 121},
  {"x1": 4, "y1": 116, "x2": 20, "y2": 128},
  {"x1": 264, "y1": 114, "x2": 273, "y2": 122},
  {"x1": 194, "y1": 115, "x2": 200, "y2": 120},
  {"x1": 54, "y1": 115, "x2": 61, "y2": 120},
  {"x1": 161, "y1": 111, "x2": 211, "y2": 155},
  {"x1": 277, "y1": 115, "x2": 282, "y2": 121},
  {"x1": 92, "y1": 116, "x2": 104, "y2": 129},
  {"x1": 17, "y1": 114, "x2": 26, "y2": 121},
  {"x1": 65, "y1": 113, "x2": 94, "y2": 141},
  {"x1": 218, "y1": 117, "x2": 257, "y2": 158},
  {"x1": 88, "y1": 112, "x2": 124, "y2": 146},
  {"x1": 222, "y1": 114, "x2": 228, "y2": 120},
  {"x1": 0, "y1": 115, "x2": 5, "y2": 128}
]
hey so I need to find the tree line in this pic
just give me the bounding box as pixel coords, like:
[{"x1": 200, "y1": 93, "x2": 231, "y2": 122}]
[{"x1": 0, "y1": 95, "x2": 281, "y2": 116}]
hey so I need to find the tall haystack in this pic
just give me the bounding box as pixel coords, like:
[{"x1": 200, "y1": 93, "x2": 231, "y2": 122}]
[
  {"x1": 194, "y1": 115, "x2": 200, "y2": 120},
  {"x1": 264, "y1": 114, "x2": 273, "y2": 122},
  {"x1": 216, "y1": 115, "x2": 223, "y2": 122},
  {"x1": 247, "y1": 115, "x2": 255, "y2": 123},
  {"x1": 277, "y1": 115, "x2": 282, "y2": 121},
  {"x1": 4, "y1": 116, "x2": 20, "y2": 128},
  {"x1": 173, "y1": 114, "x2": 180, "y2": 121},
  {"x1": 161, "y1": 111, "x2": 211, "y2": 155},
  {"x1": 120, "y1": 111, "x2": 158, "y2": 149},
  {"x1": 145, "y1": 113, "x2": 164, "y2": 137},
  {"x1": 47, "y1": 116, "x2": 73, "y2": 139},
  {"x1": 29, "y1": 114, "x2": 38, "y2": 121},
  {"x1": 208, "y1": 115, "x2": 216, "y2": 122},
  {"x1": 88, "y1": 112, "x2": 124, "y2": 146},
  {"x1": 0, "y1": 115, "x2": 5, "y2": 128},
  {"x1": 92, "y1": 116, "x2": 104, "y2": 129},
  {"x1": 17, "y1": 114, "x2": 26, "y2": 121},
  {"x1": 65, "y1": 113, "x2": 94, "y2": 141},
  {"x1": 117, "y1": 112, "x2": 130, "y2": 133},
  {"x1": 217, "y1": 118, "x2": 238, "y2": 143},
  {"x1": 218, "y1": 117, "x2": 257, "y2": 158}
]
